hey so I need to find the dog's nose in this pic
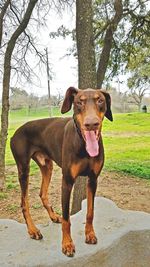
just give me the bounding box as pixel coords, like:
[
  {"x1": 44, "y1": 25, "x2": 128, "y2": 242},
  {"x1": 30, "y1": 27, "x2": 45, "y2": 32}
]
[{"x1": 84, "y1": 117, "x2": 100, "y2": 130}]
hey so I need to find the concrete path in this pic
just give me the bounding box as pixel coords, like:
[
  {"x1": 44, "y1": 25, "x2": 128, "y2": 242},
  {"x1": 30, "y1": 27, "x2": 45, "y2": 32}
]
[{"x1": 0, "y1": 197, "x2": 150, "y2": 267}]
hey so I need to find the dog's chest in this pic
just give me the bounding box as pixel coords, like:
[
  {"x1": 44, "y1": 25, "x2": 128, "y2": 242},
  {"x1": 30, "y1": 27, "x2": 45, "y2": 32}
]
[{"x1": 70, "y1": 157, "x2": 103, "y2": 178}]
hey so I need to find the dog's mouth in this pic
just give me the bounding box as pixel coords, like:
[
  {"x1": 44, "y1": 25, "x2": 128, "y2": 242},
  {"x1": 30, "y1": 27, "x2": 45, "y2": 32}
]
[{"x1": 83, "y1": 130, "x2": 99, "y2": 157}]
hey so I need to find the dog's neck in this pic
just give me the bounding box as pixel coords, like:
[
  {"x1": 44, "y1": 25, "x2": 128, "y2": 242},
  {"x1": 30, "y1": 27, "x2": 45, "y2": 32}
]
[{"x1": 73, "y1": 114, "x2": 83, "y2": 139}]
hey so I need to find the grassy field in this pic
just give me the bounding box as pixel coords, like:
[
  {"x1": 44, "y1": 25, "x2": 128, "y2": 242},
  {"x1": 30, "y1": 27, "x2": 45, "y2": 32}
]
[
  {"x1": 103, "y1": 113, "x2": 150, "y2": 179},
  {"x1": 6, "y1": 108, "x2": 150, "y2": 180}
]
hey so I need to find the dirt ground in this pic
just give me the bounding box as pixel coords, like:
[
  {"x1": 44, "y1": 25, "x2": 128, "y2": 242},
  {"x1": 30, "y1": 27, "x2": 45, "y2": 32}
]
[{"x1": 0, "y1": 165, "x2": 150, "y2": 224}]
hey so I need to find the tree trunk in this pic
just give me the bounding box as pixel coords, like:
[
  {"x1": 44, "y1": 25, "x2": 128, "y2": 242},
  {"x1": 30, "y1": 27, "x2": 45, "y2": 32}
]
[
  {"x1": 0, "y1": 0, "x2": 10, "y2": 47},
  {"x1": 71, "y1": 0, "x2": 97, "y2": 214},
  {"x1": 0, "y1": 0, "x2": 38, "y2": 190},
  {"x1": 97, "y1": 0, "x2": 123, "y2": 88},
  {"x1": 0, "y1": 0, "x2": 11, "y2": 189},
  {"x1": 76, "y1": 0, "x2": 97, "y2": 89},
  {"x1": 0, "y1": 46, "x2": 11, "y2": 189}
]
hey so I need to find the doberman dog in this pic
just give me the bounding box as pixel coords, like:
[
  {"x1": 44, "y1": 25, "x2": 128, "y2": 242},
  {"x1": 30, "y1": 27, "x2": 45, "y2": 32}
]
[{"x1": 10, "y1": 87, "x2": 113, "y2": 257}]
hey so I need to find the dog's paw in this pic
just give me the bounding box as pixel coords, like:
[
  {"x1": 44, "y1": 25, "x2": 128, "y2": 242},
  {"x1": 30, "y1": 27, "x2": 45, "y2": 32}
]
[
  {"x1": 85, "y1": 232, "x2": 97, "y2": 244},
  {"x1": 51, "y1": 213, "x2": 62, "y2": 223},
  {"x1": 28, "y1": 227, "x2": 43, "y2": 240},
  {"x1": 62, "y1": 240, "x2": 75, "y2": 257}
]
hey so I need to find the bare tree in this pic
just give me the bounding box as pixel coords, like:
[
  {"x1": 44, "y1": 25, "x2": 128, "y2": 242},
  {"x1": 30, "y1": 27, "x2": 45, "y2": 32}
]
[
  {"x1": 0, "y1": 1, "x2": 48, "y2": 85},
  {"x1": 0, "y1": 0, "x2": 76, "y2": 190},
  {"x1": 128, "y1": 87, "x2": 149, "y2": 111},
  {"x1": 0, "y1": 0, "x2": 38, "y2": 190},
  {"x1": 126, "y1": 43, "x2": 150, "y2": 110},
  {"x1": 10, "y1": 87, "x2": 28, "y2": 110}
]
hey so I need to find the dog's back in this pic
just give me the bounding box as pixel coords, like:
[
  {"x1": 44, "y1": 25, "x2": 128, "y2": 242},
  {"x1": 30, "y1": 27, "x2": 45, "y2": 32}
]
[{"x1": 10, "y1": 117, "x2": 71, "y2": 167}]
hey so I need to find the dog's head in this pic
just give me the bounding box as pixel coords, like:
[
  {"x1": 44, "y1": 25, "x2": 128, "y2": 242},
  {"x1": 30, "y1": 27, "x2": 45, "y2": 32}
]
[{"x1": 61, "y1": 87, "x2": 113, "y2": 157}]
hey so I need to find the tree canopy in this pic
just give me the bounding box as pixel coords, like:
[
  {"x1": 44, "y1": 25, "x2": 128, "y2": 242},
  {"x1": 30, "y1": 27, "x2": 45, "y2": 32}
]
[
  {"x1": 49, "y1": 0, "x2": 150, "y2": 92},
  {"x1": 94, "y1": 0, "x2": 150, "y2": 86}
]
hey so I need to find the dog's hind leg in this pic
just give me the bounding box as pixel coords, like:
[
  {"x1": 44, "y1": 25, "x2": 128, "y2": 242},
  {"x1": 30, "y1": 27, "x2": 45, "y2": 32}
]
[
  {"x1": 38, "y1": 159, "x2": 61, "y2": 223},
  {"x1": 17, "y1": 161, "x2": 43, "y2": 240}
]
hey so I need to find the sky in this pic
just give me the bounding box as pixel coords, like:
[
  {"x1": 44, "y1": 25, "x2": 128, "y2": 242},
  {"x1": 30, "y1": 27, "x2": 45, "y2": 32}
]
[
  {"x1": 0, "y1": 6, "x2": 77, "y2": 99},
  {"x1": 0, "y1": 3, "x2": 129, "y2": 99},
  {"x1": 24, "y1": 7, "x2": 78, "y2": 97},
  {"x1": 1, "y1": 2, "x2": 149, "y2": 100}
]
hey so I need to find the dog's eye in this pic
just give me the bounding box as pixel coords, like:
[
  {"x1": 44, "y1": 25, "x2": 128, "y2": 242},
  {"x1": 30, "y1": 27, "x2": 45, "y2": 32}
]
[
  {"x1": 77, "y1": 100, "x2": 84, "y2": 106},
  {"x1": 97, "y1": 98, "x2": 104, "y2": 104}
]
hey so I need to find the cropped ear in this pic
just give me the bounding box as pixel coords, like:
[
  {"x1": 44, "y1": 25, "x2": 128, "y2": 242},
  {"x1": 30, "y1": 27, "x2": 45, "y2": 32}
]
[
  {"x1": 61, "y1": 87, "x2": 78, "y2": 114},
  {"x1": 100, "y1": 90, "x2": 113, "y2": 121}
]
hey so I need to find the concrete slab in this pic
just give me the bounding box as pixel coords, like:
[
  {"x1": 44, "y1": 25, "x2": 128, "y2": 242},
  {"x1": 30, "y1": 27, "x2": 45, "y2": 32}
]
[{"x1": 0, "y1": 197, "x2": 150, "y2": 267}]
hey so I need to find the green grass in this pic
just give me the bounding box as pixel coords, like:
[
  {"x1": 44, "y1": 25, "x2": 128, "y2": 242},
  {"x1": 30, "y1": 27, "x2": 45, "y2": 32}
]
[
  {"x1": 7, "y1": 204, "x2": 19, "y2": 212},
  {"x1": 32, "y1": 203, "x2": 42, "y2": 209},
  {"x1": 102, "y1": 113, "x2": 150, "y2": 179},
  {"x1": 6, "y1": 173, "x2": 19, "y2": 189},
  {"x1": 0, "y1": 192, "x2": 8, "y2": 200},
  {"x1": 5, "y1": 109, "x2": 150, "y2": 180}
]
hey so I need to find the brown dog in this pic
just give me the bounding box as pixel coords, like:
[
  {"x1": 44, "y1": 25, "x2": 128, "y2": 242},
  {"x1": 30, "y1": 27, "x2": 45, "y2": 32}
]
[{"x1": 10, "y1": 87, "x2": 113, "y2": 257}]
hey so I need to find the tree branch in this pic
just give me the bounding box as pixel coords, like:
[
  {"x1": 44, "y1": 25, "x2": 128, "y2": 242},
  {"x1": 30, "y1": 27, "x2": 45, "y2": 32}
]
[
  {"x1": 0, "y1": 0, "x2": 11, "y2": 47},
  {"x1": 97, "y1": 0, "x2": 123, "y2": 88},
  {"x1": 94, "y1": 20, "x2": 110, "y2": 40},
  {"x1": 9, "y1": 1, "x2": 45, "y2": 65}
]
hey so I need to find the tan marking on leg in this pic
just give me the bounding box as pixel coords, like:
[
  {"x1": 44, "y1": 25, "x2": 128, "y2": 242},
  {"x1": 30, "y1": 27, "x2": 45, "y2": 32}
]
[
  {"x1": 70, "y1": 162, "x2": 82, "y2": 179},
  {"x1": 62, "y1": 219, "x2": 75, "y2": 257},
  {"x1": 18, "y1": 164, "x2": 42, "y2": 240},
  {"x1": 39, "y1": 160, "x2": 61, "y2": 223},
  {"x1": 33, "y1": 151, "x2": 49, "y2": 166},
  {"x1": 92, "y1": 160, "x2": 103, "y2": 176},
  {"x1": 21, "y1": 193, "x2": 43, "y2": 240},
  {"x1": 85, "y1": 182, "x2": 97, "y2": 244}
]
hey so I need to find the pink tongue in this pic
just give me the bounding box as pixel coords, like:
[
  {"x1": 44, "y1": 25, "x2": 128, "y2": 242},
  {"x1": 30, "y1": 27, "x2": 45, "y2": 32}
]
[{"x1": 84, "y1": 131, "x2": 99, "y2": 157}]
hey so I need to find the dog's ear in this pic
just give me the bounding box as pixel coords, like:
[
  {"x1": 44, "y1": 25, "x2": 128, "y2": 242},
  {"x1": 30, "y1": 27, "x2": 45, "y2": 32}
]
[
  {"x1": 61, "y1": 87, "x2": 78, "y2": 114},
  {"x1": 100, "y1": 90, "x2": 113, "y2": 121}
]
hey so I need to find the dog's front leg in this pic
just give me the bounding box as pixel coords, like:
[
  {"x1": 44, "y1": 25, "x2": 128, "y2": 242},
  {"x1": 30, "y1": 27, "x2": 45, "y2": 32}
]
[
  {"x1": 85, "y1": 177, "x2": 98, "y2": 244},
  {"x1": 61, "y1": 177, "x2": 75, "y2": 257}
]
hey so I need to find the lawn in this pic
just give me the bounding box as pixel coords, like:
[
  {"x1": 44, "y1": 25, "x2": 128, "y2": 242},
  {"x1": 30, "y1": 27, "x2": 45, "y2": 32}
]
[
  {"x1": 6, "y1": 109, "x2": 150, "y2": 180},
  {"x1": 102, "y1": 113, "x2": 150, "y2": 179}
]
